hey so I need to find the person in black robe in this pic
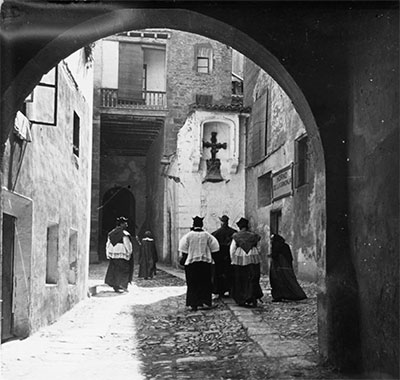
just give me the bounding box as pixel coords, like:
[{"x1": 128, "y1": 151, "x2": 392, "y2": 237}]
[
  {"x1": 230, "y1": 218, "x2": 263, "y2": 308},
  {"x1": 269, "y1": 234, "x2": 307, "y2": 302},
  {"x1": 138, "y1": 231, "x2": 158, "y2": 279},
  {"x1": 178, "y1": 216, "x2": 220, "y2": 311},
  {"x1": 211, "y1": 215, "x2": 237, "y2": 298},
  {"x1": 104, "y1": 217, "x2": 134, "y2": 293}
]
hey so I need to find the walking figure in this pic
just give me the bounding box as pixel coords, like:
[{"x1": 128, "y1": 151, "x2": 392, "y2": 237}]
[
  {"x1": 138, "y1": 231, "x2": 158, "y2": 280},
  {"x1": 269, "y1": 234, "x2": 307, "y2": 302},
  {"x1": 105, "y1": 217, "x2": 133, "y2": 293},
  {"x1": 211, "y1": 215, "x2": 236, "y2": 298},
  {"x1": 230, "y1": 217, "x2": 263, "y2": 308},
  {"x1": 179, "y1": 216, "x2": 220, "y2": 311}
]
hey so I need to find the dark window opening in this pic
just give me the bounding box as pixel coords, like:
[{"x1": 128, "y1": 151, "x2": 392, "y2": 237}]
[
  {"x1": 46, "y1": 224, "x2": 59, "y2": 285},
  {"x1": 258, "y1": 172, "x2": 273, "y2": 207},
  {"x1": 73, "y1": 111, "x2": 80, "y2": 157},
  {"x1": 295, "y1": 135, "x2": 308, "y2": 187},
  {"x1": 270, "y1": 210, "x2": 282, "y2": 235}
]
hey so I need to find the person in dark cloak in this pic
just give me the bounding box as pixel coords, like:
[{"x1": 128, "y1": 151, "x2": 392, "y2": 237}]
[
  {"x1": 138, "y1": 230, "x2": 158, "y2": 280},
  {"x1": 230, "y1": 217, "x2": 263, "y2": 308},
  {"x1": 211, "y1": 215, "x2": 237, "y2": 298},
  {"x1": 104, "y1": 217, "x2": 133, "y2": 293},
  {"x1": 269, "y1": 234, "x2": 307, "y2": 302},
  {"x1": 178, "y1": 216, "x2": 220, "y2": 311}
]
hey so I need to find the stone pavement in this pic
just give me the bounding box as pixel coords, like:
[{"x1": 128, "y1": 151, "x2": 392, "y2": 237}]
[{"x1": 1, "y1": 262, "x2": 347, "y2": 380}]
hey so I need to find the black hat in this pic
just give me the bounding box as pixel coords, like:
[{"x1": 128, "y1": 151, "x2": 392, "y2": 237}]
[
  {"x1": 192, "y1": 216, "x2": 204, "y2": 227},
  {"x1": 219, "y1": 215, "x2": 229, "y2": 223},
  {"x1": 236, "y1": 217, "x2": 249, "y2": 229}
]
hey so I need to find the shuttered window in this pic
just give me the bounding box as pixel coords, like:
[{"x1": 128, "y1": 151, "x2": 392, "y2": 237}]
[{"x1": 118, "y1": 42, "x2": 144, "y2": 102}]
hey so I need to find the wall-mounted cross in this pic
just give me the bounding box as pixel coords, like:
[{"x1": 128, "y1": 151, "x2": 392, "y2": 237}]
[{"x1": 203, "y1": 132, "x2": 227, "y2": 160}]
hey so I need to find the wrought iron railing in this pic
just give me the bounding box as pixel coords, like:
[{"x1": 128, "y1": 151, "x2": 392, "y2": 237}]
[{"x1": 100, "y1": 88, "x2": 167, "y2": 109}]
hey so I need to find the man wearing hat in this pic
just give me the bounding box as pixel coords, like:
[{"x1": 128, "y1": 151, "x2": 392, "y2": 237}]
[
  {"x1": 104, "y1": 216, "x2": 133, "y2": 293},
  {"x1": 178, "y1": 216, "x2": 220, "y2": 311},
  {"x1": 211, "y1": 215, "x2": 237, "y2": 298},
  {"x1": 230, "y1": 217, "x2": 263, "y2": 307}
]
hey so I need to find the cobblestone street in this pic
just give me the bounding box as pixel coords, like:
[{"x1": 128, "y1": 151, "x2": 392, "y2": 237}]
[{"x1": 1, "y1": 263, "x2": 347, "y2": 380}]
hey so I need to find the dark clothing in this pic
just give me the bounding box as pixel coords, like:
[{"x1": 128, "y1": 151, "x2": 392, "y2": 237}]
[
  {"x1": 105, "y1": 258, "x2": 132, "y2": 290},
  {"x1": 231, "y1": 263, "x2": 263, "y2": 305},
  {"x1": 230, "y1": 229, "x2": 263, "y2": 306},
  {"x1": 185, "y1": 262, "x2": 212, "y2": 308},
  {"x1": 138, "y1": 238, "x2": 158, "y2": 279},
  {"x1": 211, "y1": 225, "x2": 236, "y2": 296},
  {"x1": 108, "y1": 226, "x2": 126, "y2": 246},
  {"x1": 270, "y1": 238, "x2": 307, "y2": 301}
]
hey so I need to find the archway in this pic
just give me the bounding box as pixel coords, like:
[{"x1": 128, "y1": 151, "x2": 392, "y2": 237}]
[
  {"x1": 99, "y1": 187, "x2": 136, "y2": 261},
  {"x1": 3, "y1": 2, "x2": 395, "y2": 375}
]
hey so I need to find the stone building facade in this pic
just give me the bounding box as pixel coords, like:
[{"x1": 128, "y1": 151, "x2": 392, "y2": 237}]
[
  {"x1": 1, "y1": 49, "x2": 93, "y2": 340},
  {"x1": 243, "y1": 60, "x2": 323, "y2": 281},
  {"x1": 90, "y1": 29, "x2": 233, "y2": 263}
]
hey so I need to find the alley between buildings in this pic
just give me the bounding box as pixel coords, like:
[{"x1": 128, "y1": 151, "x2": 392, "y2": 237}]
[{"x1": 1, "y1": 263, "x2": 347, "y2": 380}]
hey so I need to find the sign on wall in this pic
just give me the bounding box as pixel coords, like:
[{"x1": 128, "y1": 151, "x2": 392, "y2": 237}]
[{"x1": 272, "y1": 164, "x2": 293, "y2": 201}]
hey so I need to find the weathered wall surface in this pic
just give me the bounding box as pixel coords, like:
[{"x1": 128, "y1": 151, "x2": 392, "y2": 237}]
[
  {"x1": 2, "y1": 50, "x2": 93, "y2": 333},
  {"x1": 164, "y1": 30, "x2": 232, "y2": 155},
  {"x1": 175, "y1": 109, "x2": 245, "y2": 239},
  {"x1": 244, "y1": 61, "x2": 321, "y2": 279},
  {"x1": 347, "y1": 10, "x2": 399, "y2": 377}
]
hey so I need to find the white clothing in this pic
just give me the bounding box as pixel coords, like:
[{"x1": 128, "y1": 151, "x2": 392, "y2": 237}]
[{"x1": 179, "y1": 230, "x2": 220, "y2": 265}]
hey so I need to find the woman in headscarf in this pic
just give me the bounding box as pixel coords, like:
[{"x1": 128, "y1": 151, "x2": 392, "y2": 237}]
[
  {"x1": 138, "y1": 230, "x2": 158, "y2": 280},
  {"x1": 178, "y1": 216, "x2": 220, "y2": 311},
  {"x1": 230, "y1": 217, "x2": 263, "y2": 307},
  {"x1": 269, "y1": 234, "x2": 307, "y2": 302},
  {"x1": 104, "y1": 216, "x2": 133, "y2": 293}
]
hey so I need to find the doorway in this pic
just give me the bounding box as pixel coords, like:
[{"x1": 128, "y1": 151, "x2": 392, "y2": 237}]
[
  {"x1": 270, "y1": 209, "x2": 282, "y2": 236},
  {"x1": 99, "y1": 187, "x2": 136, "y2": 261},
  {"x1": 2, "y1": 213, "x2": 16, "y2": 342}
]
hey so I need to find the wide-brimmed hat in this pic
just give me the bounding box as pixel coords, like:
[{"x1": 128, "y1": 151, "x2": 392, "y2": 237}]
[
  {"x1": 219, "y1": 215, "x2": 229, "y2": 223},
  {"x1": 236, "y1": 217, "x2": 249, "y2": 229}
]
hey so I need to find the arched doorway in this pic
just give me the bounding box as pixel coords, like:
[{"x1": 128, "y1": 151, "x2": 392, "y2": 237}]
[{"x1": 99, "y1": 187, "x2": 135, "y2": 261}]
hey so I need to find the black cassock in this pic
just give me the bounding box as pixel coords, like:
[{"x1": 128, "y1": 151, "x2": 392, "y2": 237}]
[
  {"x1": 269, "y1": 241, "x2": 307, "y2": 301},
  {"x1": 211, "y1": 225, "x2": 237, "y2": 296}
]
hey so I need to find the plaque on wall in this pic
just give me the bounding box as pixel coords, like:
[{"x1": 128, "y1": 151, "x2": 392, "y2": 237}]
[{"x1": 272, "y1": 164, "x2": 293, "y2": 201}]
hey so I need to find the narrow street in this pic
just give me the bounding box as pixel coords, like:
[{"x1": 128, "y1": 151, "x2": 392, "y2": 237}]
[{"x1": 1, "y1": 263, "x2": 346, "y2": 380}]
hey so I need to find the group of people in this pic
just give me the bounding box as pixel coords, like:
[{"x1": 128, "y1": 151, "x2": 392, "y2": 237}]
[
  {"x1": 104, "y1": 216, "x2": 158, "y2": 293},
  {"x1": 103, "y1": 215, "x2": 307, "y2": 309},
  {"x1": 179, "y1": 215, "x2": 306, "y2": 311}
]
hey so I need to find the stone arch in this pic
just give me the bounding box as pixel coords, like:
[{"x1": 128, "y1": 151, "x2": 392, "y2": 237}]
[{"x1": 2, "y1": 2, "x2": 362, "y2": 371}]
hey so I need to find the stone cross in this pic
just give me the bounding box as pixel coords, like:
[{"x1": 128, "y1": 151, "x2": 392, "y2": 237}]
[{"x1": 203, "y1": 132, "x2": 227, "y2": 160}]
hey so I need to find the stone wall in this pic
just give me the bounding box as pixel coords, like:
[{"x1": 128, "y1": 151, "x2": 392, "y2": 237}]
[
  {"x1": 164, "y1": 30, "x2": 232, "y2": 155},
  {"x1": 2, "y1": 49, "x2": 93, "y2": 334},
  {"x1": 347, "y1": 9, "x2": 399, "y2": 377},
  {"x1": 244, "y1": 60, "x2": 321, "y2": 280}
]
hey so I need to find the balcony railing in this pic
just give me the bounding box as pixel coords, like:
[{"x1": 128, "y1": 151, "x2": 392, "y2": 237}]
[{"x1": 101, "y1": 88, "x2": 167, "y2": 109}]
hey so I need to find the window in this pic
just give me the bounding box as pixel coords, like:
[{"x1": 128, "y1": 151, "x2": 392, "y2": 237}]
[
  {"x1": 197, "y1": 57, "x2": 210, "y2": 73},
  {"x1": 195, "y1": 44, "x2": 213, "y2": 74},
  {"x1": 73, "y1": 111, "x2": 80, "y2": 157},
  {"x1": 68, "y1": 230, "x2": 78, "y2": 285},
  {"x1": 295, "y1": 135, "x2": 308, "y2": 187},
  {"x1": 46, "y1": 224, "x2": 59, "y2": 284},
  {"x1": 258, "y1": 172, "x2": 273, "y2": 207}
]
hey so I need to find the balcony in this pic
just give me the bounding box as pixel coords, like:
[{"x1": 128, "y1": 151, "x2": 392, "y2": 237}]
[{"x1": 100, "y1": 88, "x2": 167, "y2": 110}]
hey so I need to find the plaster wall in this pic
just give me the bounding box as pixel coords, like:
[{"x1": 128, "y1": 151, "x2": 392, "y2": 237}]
[
  {"x1": 1, "y1": 53, "x2": 93, "y2": 333},
  {"x1": 173, "y1": 110, "x2": 245, "y2": 254},
  {"x1": 244, "y1": 61, "x2": 320, "y2": 280},
  {"x1": 100, "y1": 40, "x2": 119, "y2": 89}
]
